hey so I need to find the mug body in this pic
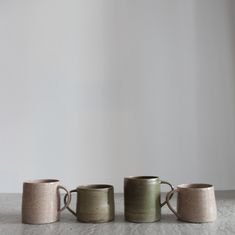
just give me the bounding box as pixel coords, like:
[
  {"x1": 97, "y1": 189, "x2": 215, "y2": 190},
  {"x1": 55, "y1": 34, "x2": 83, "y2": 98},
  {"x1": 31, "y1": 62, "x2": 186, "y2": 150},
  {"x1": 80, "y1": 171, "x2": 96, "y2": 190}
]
[
  {"x1": 124, "y1": 176, "x2": 161, "y2": 222},
  {"x1": 177, "y1": 184, "x2": 217, "y2": 223},
  {"x1": 22, "y1": 179, "x2": 61, "y2": 224},
  {"x1": 76, "y1": 184, "x2": 114, "y2": 223}
]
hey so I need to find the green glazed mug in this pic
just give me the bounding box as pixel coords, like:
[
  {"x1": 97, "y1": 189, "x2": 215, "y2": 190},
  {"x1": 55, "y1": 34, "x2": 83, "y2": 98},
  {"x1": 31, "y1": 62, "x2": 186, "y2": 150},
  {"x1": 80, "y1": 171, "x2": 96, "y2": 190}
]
[
  {"x1": 124, "y1": 176, "x2": 174, "y2": 223},
  {"x1": 64, "y1": 184, "x2": 115, "y2": 223}
]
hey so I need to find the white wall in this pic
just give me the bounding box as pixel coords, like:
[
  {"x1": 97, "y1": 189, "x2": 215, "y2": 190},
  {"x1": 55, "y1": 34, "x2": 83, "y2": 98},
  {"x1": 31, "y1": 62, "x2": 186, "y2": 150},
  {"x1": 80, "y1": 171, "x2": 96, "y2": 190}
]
[{"x1": 0, "y1": 0, "x2": 235, "y2": 192}]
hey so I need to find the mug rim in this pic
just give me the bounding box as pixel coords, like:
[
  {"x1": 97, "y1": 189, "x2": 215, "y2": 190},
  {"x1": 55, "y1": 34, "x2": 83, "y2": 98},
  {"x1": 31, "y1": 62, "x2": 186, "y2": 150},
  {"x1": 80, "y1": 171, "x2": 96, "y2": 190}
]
[
  {"x1": 124, "y1": 176, "x2": 160, "y2": 181},
  {"x1": 178, "y1": 183, "x2": 214, "y2": 190},
  {"x1": 24, "y1": 179, "x2": 59, "y2": 184},
  {"x1": 77, "y1": 184, "x2": 113, "y2": 191}
]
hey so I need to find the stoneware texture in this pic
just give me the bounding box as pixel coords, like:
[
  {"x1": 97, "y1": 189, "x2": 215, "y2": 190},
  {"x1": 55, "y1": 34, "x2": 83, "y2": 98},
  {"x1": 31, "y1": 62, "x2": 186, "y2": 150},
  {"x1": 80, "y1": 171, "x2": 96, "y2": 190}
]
[
  {"x1": 65, "y1": 184, "x2": 114, "y2": 223},
  {"x1": 22, "y1": 179, "x2": 71, "y2": 224},
  {"x1": 166, "y1": 183, "x2": 217, "y2": 223},
  {"x1": 0, "y1": 191, "x2": 234, "y2": 235},
  {"x1": 124, "y1": 176, "x2": 173, "y2": 222}
]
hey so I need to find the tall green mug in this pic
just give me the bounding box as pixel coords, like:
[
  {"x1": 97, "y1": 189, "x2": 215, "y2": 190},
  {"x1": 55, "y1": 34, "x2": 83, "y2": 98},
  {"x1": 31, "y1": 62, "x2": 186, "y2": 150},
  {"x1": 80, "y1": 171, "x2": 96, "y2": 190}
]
[{"x1": 124, "y1": 176, "x2": 174, "y2": 223}]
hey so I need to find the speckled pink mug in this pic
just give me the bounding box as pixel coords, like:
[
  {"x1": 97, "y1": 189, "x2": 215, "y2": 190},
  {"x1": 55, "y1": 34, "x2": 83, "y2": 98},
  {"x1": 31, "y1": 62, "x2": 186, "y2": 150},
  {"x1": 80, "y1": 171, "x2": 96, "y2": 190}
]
[
  {"x1": 22, "y1": 179, "x2": 71, "y2": 224},
  {"x1": 166, "y1": 183, "x2": 217, "y2": 223}
]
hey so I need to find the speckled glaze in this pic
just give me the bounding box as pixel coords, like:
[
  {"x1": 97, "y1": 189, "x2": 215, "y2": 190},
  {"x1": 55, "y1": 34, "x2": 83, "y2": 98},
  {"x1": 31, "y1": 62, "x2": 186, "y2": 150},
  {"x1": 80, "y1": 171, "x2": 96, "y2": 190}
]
[
  {"x1": 22, "y1": 179, "x2": 71, "y2": 224},
  {"x1": 65, "y1": 184, "x2": 114, "y2": 223},
  {"x1": 0, "y1": 192, "x2": 234, "y2": 234},
  {"x1": 124, "y1": 176, "x2": 174, "y2": 223},
  {"x1": 166, "y1": 183, "x2": 217, "y2": 223}
]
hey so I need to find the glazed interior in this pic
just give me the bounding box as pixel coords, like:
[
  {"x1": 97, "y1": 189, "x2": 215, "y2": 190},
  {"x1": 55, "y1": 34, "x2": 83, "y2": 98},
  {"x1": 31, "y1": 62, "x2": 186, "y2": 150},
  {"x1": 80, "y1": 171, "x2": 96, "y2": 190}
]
[
  {"x1": 126, "y1": 176, "x2": 159, "y2": 180},
  {"x1": 178, "y1": 183, "x2": 213, "y2": 189},
  {"x1": 24, "y1": 179, "x2": 59, "y2": 184},
  {"x1": 78, "y1": 184, "x2": 113, "y2": 190}
]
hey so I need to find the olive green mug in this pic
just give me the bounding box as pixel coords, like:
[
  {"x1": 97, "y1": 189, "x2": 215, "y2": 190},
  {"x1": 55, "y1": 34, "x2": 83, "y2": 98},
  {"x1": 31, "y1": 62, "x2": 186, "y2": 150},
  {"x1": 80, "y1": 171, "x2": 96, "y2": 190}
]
[
  {"x1": 64, "y1": 184, "x2": 115, "y2": 223},
  {"x1": 124, "y1": 176, "x2": 174, "y2": 222}
]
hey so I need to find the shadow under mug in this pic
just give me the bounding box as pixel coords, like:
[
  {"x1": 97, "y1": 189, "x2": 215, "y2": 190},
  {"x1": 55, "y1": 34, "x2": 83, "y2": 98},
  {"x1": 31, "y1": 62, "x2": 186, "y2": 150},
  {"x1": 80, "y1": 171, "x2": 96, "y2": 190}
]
[
  {"x1": 166, "y1": 183, "x2": 217, "y2": 223},
  {"x1": 64, "y1": 184, "x2": 115, "y2": 223},
  {"x1": 22, "y1": 179, "x2": 71, "y2": 224},
  {"x1": 124, "y1": 176, "x2": 174, "y2": 223}
]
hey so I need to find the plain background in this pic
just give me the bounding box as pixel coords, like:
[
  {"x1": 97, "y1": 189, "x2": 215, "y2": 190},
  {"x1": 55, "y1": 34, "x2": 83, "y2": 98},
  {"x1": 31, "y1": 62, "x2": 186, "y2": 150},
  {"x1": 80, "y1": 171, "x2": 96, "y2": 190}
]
[{"x1": 0, "y1": 0, "x2": 235, "y2": 193}]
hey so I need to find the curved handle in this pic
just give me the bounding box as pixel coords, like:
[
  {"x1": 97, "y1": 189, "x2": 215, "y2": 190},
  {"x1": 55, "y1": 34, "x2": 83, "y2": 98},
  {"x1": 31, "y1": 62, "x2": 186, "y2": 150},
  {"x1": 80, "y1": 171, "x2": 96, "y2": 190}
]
[
  {"x1": 166, "y1": 188, "x2": 179, "y2": 218},
  {"x1": 58, "y1": 185, "x2": 71, "y2": 212},
  {"x1": 64, "y1": 189, "x2": 77, "y2": 216},
  {"x1": 160, "y1": 180, "x2": 174, "y2": 207}
]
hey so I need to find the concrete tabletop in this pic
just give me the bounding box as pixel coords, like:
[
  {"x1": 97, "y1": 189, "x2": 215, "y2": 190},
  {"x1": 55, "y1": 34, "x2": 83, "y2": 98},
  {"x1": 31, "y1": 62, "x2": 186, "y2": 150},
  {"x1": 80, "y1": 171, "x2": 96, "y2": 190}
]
[{"x1": 0, "y1": 191, "x2": 234, "y2": 235}]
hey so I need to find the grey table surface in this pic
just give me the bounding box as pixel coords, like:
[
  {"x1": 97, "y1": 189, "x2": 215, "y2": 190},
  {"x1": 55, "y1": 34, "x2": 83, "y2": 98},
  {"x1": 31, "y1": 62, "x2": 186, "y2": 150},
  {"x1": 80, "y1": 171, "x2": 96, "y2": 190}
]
[{"x1": 0, "y1": 191, "x2": 234, "y2": 235}]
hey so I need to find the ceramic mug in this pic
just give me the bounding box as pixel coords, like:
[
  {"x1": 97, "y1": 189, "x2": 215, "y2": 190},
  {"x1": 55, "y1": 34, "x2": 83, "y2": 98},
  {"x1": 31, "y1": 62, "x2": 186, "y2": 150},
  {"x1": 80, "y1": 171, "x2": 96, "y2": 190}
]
[
  {"x1": 124, "y1": 176, "x2": 174, "y2": 222},
  {"x1": 22, "y1": 179, "x2": 71, "y2": 224},
  {"x1": 166, "y1": 183, "x2": 217, "y2": 223},
  {"x1": 64, "y1": 184, "x2": 115, "y2": 223}
]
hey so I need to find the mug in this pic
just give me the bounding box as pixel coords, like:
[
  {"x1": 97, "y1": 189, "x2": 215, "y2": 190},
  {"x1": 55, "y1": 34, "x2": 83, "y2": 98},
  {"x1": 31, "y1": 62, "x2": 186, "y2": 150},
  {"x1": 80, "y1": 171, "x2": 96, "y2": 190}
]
[
  {"x1": 64, "y1": 184, "x2": 115, "y2": 223},
  {"x1": 124, "y1": 176, "x2": 174, "y2": 222},
  {"x1": 166, "y1": 183, "x2": 217, "y2": 223},
  {"x1": 22, "y1": 179, "x2": 71, "y2": 224}
]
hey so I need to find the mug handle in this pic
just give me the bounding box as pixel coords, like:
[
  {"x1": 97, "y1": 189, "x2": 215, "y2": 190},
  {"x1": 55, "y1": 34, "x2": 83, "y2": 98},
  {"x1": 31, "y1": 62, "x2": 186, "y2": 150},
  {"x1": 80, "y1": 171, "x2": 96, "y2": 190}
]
[
  {"x1": 58, "y1": 185, "x2": 72, "y2": 212},
  {"x1": 64, "y1": 189, "x2": 77, "y2": 216},
  {"x1": 160, "y1": 180, "x2": 174, "y2": 207},
  {"x1": 166, "y1": 188, "x2": 180, "y2": 218}
]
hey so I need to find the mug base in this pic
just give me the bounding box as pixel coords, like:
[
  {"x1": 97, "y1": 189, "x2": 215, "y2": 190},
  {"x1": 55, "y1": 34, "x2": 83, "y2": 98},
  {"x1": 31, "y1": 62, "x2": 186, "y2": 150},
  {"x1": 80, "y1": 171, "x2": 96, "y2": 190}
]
[
  {"x1": 22, "y1": 219, "x2": 59, "y2": 225},
  {"x1": 125, "y1": 215, "x2": 161, "y2": 223},
  {"x1": 77, "y1": 218, "x2": 114, "y2": 223},
  {"x1": 178, "y1": 217, "x2": 216, "y2": 223},
  {"x1": 125, "y1": 219, "x2": 161, "y2": 223}
]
